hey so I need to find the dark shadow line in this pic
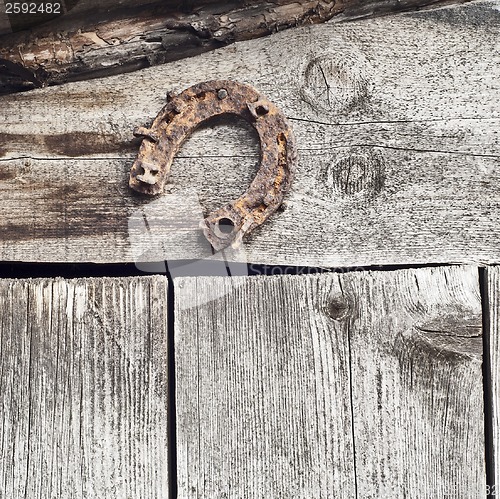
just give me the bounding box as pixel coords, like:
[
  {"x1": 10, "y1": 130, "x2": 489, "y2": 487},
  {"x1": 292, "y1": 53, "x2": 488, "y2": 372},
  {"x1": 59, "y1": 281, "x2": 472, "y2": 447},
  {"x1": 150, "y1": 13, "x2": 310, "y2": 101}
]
[
  {"x1": 479, "y1": 267, "x2": 495, "y2": 497},
  {"x1": 166, "y1": 268, "x2": 178, "y2": 499},
  {"x1": 0, "y1": 260, "x2": 453, "y2": 280}
]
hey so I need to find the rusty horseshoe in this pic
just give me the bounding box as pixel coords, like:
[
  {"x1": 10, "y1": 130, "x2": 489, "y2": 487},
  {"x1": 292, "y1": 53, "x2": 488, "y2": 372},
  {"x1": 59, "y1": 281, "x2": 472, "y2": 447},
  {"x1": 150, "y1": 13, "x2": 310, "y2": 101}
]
[{"x1": 129, "y1": 80, "x2": 297, "y2": 251}]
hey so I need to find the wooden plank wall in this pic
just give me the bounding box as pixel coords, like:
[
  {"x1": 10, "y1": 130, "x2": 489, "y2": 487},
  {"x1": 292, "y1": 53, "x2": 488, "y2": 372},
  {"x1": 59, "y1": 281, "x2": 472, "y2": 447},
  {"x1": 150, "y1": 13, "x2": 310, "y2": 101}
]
[
  {"x1": 0, "y1": 0, "x2": 498, "y2": 266},
  {"x1": 0, "y1": 1, "x2": 497, "y2": 497},
  {"x1": 0, "y1": 276, "x2": 169, "y2": 498},
  {"x1": 175, "y1": 267, "x2": 485, "y2": 498},
  {"x1": 0, "y1": 268, "x2": 490, "y2": 497}
]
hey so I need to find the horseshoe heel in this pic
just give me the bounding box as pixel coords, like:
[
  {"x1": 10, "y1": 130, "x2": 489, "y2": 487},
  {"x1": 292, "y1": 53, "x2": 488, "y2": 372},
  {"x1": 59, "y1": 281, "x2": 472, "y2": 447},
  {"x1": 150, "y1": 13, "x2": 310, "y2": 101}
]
[{"x1": 129, "y1": 80, "x2": 297, "y2": 251}]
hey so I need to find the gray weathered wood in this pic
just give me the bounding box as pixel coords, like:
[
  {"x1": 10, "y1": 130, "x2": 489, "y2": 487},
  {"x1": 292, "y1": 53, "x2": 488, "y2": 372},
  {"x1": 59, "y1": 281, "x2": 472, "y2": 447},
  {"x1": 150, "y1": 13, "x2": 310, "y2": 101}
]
[
  {"x1": 0, "y1": 276, "x2": 169, "y2": 498},
  {"x1": 174, "y1": 266, "x2": 485, "y2": 497},
  {"x1": 0, "y1": 0, "x2": 499, "y2": 266},
  {"x1": 174, "y1": 273, "x2": 356, "y2": 498},
  {"x1": 488, "y1": 266, "x2": 500, "y2": 492},
  {"x1": 0, "y1": 0, "x2": 471, "y2": 92},
  {"x1": 347, "y1": 265, "x2": 485, "y2": 497}
]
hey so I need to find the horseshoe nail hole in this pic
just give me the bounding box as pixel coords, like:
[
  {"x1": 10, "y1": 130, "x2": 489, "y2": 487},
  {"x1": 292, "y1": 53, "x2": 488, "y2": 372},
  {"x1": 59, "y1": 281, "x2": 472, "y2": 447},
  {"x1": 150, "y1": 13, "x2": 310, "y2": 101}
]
[
  {"x1": 136, "y1": 164, "x2": 159, "y2": 176},
  {"x1": 217, "y1": 89, "x2": 228, "y2": 100},
  {"x1": 216, "y1": 217, "x2": 235, "y2": 235},
  {"x1": 255, "y1": 105, "x2": 269, "y2": 116}
]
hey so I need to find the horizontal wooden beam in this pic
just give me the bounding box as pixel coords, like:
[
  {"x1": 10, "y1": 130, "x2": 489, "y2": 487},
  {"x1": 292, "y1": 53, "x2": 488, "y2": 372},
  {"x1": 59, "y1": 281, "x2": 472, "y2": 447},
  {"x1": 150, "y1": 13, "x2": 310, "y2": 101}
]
[
  {"x1": 0, "y1": 0, "x2": 472, "y2": 93},
  {"x1": 0, "y1": 0, "x2": 498, "y2": 266}
]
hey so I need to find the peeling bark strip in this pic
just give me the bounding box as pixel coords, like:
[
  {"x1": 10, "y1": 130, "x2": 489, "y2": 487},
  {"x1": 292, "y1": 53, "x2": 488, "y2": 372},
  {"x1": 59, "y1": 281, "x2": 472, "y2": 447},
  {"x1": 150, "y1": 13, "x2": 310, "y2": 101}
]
[
  {"x1": 0, "y1": 0, "x2": 473, "y2": 93},
  {"x1": 174, "y1": 266, "x2": 485, "y2": 497}
]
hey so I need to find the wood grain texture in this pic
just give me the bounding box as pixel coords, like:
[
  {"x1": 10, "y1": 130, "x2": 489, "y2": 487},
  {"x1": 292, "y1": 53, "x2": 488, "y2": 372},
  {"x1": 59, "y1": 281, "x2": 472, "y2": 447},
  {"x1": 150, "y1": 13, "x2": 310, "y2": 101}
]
[
  {"x1": 0, "y1": 0, "x2": 472, "y2": 92},
  {"x1": 174, "y1": 273, "x2": 356, "y2": 498},
  {"x1": 174, "y1": 266, "x2": 485, "y2": 498},
  {"x1": 346, "y1": 265, "x2": 485, "y2": 497},
  {"x1": 0, "y1": 276, "x2": 169, "y2": 498},
  {"x1": 0, "y1": 0, "x2": 499, "y2": 265},
  {"x1": 488, "y1": 266, "x2": 500, "y2": 491}
]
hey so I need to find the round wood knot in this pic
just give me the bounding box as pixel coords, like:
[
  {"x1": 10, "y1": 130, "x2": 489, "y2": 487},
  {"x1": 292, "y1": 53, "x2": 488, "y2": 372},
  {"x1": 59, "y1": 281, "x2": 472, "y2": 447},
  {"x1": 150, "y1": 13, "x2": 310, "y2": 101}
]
[
  {"x1": 326, "y1": 294, "x2": 349, "y2": 321},
  {"x1": 321, "y1": 148, "x2": 385, "y2": 198},
  {"x1": 300, "y1": 53, "x2": 371, "y2": 116}
]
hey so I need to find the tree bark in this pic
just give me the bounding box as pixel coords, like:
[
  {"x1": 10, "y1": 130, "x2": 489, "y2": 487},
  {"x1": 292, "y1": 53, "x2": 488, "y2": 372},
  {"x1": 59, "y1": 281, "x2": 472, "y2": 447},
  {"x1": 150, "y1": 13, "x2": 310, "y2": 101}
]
[{"x1": 0, "y1": 0, "x2": 471, "y2": 94}]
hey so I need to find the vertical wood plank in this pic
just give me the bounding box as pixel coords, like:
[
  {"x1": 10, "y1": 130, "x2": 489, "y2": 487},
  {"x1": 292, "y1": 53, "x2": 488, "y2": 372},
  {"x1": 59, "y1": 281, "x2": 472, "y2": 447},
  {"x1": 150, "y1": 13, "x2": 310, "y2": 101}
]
[
  {"x1": 488, "y1": 266, "x2": 500, "y2": 493},
  {"x1": 0, "y1": 276, "x2": 169, "y2": 498},
  {"x1": 174, "y1": 275, "x2": 356, "y2": 498},
  {"x1": 175, "y1": 266, "x2": 485, "y2": 498},
  {"x1": 345, "y1": 266, "x2": 484, "y2": 497}
]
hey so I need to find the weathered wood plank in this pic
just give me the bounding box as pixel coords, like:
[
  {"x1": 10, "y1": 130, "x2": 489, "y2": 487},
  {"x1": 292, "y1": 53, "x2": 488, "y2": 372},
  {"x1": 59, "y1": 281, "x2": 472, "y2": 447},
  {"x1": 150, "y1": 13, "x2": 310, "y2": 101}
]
[
  {"x1": 346, "y1": 265, "x2": 485, "y2": 497},
  {"x1": 488, "y1": 266, "x2": 500, "y2": 493},
  {"x1": 0, "y1": 276, "x2": 169, "y2": 498},
  {"x1": 174, "y1": 266, "x2": 485, "y2": 497},
  {"x1": 0, "y1": 0, "x2": 499, "y2": 265},
  {"x1": 174, "y1": 273, "x2": 356, "y2": 498},
  {"x1": 0, "y1": 0, "x2": 472, "y2": 92}
]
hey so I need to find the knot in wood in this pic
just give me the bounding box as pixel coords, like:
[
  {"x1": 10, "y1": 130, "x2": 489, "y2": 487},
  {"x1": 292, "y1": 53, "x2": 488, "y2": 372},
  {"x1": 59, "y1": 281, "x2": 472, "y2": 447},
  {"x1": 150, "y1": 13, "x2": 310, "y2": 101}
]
[
  {"x1": 319, "y1": 148, "x2": 385, "y2": 199},
  {"x1": 326, "y1": 293, "x2": 350, "y2": 320},
  {"x1": 301, "y1": 53, "x2": 371, "y2": 116}
]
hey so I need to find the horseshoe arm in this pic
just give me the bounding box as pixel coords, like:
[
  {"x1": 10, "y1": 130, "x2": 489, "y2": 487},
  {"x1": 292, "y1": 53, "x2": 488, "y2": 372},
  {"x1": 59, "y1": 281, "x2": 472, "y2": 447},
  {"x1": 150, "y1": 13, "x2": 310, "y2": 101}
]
[{"x1": 129, "y1": 80, "x2": 297, "y2": 250}]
